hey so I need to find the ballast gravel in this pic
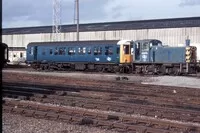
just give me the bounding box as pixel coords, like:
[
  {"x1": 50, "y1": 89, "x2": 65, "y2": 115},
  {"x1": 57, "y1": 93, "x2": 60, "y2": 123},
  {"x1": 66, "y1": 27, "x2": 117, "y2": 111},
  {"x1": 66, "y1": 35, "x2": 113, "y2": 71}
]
[
  {"x1": 3, "y1": 113, "x2": 118, "y2": 133},
  {"x1": 3, "y1": 69, "x2": 200, "y2": 88}
]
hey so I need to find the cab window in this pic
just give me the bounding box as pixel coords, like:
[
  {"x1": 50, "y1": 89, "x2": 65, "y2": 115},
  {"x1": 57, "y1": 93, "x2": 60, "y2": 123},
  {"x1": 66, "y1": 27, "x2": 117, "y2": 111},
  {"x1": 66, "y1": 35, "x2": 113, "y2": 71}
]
[
  {"x1": 142, "y1": 42, "x2": 149, "y2": 51},
  {"x1": 123, "y1": 45, "x2": 129, "y2": 54}
]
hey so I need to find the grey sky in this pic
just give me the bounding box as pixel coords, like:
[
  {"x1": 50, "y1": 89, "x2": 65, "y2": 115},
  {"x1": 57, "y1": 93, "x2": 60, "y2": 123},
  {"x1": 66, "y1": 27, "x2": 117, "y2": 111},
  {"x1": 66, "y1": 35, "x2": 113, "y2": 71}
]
[{"x1": 2, "y1": 0, "x2": 200, "y2": 28}]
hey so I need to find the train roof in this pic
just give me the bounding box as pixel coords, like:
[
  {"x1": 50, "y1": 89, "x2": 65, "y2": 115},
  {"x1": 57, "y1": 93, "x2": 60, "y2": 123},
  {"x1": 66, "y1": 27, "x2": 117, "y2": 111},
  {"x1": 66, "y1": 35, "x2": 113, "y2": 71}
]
[
  {"x1": 135, "y1": 39, "x2": 162, "y2": 43},
  {"x1": 3, "y1": 17, "x2": 200, "y2": 35},
  {"x1": 27, "y1": 40, "x2": 120, "y2": 47}
]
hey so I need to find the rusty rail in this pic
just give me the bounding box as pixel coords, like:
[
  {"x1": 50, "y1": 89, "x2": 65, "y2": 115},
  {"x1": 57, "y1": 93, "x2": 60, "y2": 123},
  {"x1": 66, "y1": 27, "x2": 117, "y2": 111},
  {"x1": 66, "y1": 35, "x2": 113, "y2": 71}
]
[{"x1": 3, "y1": 99, "x2": 200, "y2": 133}]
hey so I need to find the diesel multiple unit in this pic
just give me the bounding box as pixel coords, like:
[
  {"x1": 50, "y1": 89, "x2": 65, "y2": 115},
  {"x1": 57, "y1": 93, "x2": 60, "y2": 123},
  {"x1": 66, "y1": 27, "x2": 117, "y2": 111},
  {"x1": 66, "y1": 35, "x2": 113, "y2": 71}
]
[{"x1": 26, "y1": 39, "x2": 197, "y2": 75}]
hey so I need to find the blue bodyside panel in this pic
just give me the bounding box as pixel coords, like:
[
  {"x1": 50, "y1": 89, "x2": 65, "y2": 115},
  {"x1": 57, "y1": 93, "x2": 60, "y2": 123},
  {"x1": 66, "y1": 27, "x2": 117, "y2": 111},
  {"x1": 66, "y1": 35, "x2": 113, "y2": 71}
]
[
  {"x1": 150, "y1": 46, "x2": 186, "y2": 63},
  {"x1": 26, "y1": 42, "x2": 119, "y2": 64}
]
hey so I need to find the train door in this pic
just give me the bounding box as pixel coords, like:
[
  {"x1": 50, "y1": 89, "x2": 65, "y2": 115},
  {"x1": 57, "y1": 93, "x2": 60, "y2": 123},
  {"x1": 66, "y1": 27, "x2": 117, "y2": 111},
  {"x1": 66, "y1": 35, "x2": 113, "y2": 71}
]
[
  {"x1": 135, "y1": 42, "x2": 141, "y2": 61},
  {"x1": 119, "y1": 42, "x2": 133, "y2": 64},
  {"x1": 33, "y1": 46, "x2": 38, "y2": 60}
]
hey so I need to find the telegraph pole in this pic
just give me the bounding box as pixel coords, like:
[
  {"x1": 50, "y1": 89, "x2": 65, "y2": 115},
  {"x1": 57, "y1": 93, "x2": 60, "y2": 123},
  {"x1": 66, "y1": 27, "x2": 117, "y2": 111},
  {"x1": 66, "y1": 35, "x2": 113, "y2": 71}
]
[{"x1": 74, "y1": 0, "x2": 79, "y2": 41}]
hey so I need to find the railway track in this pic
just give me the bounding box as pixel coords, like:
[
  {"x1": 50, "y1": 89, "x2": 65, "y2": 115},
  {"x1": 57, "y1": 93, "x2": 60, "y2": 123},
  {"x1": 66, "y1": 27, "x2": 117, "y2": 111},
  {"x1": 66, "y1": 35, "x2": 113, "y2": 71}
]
[
  {"x1": 3, "y1": 82, "x2": 200, "y2": 108},
  {"x1": 3, "y1": 98, "x2": 200, "y2": 133},
  {"x1": 3, "y1": 66, "x2": 200, "y2": 77},
  {"x1": 3, "y1": 83, "x2": 200, "y2": 124}
]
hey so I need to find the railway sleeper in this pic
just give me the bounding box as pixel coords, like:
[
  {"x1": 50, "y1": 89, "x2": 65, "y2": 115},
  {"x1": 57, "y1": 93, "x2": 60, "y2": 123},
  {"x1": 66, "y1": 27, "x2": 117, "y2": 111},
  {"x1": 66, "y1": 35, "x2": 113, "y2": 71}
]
[
  {"x1": 96, "y1": 105, "x2": 110, "y2": 111},
  {"x1": 110, "y1": 107, "x2": 121, "y2": 112},
  {"x1": 126, "y1": 125, "x2": 147, "y2": 133},
  {"x1": 27, "y1": 104, "x2": 39, "y2": 110},
  {"x1": 34, "y1": 94, "x2": 47, "y2": 98},
  {"x1": 79, "y1": 118, "x2": 94, "y2": 125},
  {"x1": 18, "y1": 102, "x2": 30, "y2": 108},
  {"x1": 34, "y1": 110, "x2": 47, "y2": 118},
  {"x1": 107, "y1": 115, "x2": 119, "y2": 121},
  {"x1": 134, "y1": 109, "x2": 148, "y2": 115},
  {"x1": 145, "y1": 127, "x2": 172, "y2": 133},
  {"x1": 47, "y1": 106, "x2": 62, "y2": 113},
  {"x1": 83, "y1": 104, "x2": 97, "y2": 109},
  {"x1": 46, "y1": 112, "x2": 59, "y2": 120},
  {"x1": 72, "y1": 110, "x2": 85, "y2": 116},
  {"x1": 147, "y1": 111, "x2": 162, "y2": 118},
  {"x1": 112, "y1": 123, "x2": 128, "y2": 130},
  {"x1": 12, "y1": 107, "x2": 25, "y2": 114},
  {"x1": 58, "y1": 114, "x2": 72, "y2": 122},
  {"x1": 58, "y1": 107, "x2": 74, "y2": 115},
  {"x1": 121, "y1": 117, "x2": 138, "y2": 124},
  {"x1": 3, "y1": 106, "x2": 13, "y2": 112},
  {"x1": 168, "y1": 124, "x2": 197, "y2": 132},
  {"x1": 96, "y1": 120, "x2": 113, "y2": 128},
  {"x1": 4, "y1": 100, "x2": 19, "y2": 106},
  {"x1": 83, "y1": 111, "x2": 98, "y2": 118},
  {"x1": 162, "y1": 113, "x2": 179, "y2": 120},
  {"x1": 37, "y1": 105, "x2": 49, "y2": 112},
  {"x1": 179, "y1": 115, "x2": 193, "y2": 121},
  {"x1": 23, "y1": 109, "x2": 35, "y2": 117},
  {"x1": 97, "y1": 113, "x2": 109, "y2": 120},
  {"x1": 193, "y1": 117, "x2": 200, "y2": 123},
  {"x1": 71, "y1": 116, "x2": 83, "y2": 124}
]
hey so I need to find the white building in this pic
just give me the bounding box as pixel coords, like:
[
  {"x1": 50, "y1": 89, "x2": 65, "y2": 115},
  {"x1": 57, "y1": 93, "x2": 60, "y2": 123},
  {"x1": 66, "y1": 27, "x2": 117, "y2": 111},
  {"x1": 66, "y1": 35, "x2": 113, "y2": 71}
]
[{"x1": 2, "y1": 17, "x2": 200, "y2": 63}]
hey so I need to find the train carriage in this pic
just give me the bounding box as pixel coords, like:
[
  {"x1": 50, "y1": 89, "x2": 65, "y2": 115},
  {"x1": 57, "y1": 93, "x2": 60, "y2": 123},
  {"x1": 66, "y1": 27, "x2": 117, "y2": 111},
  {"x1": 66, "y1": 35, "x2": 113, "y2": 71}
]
[
  {"x1": 26, "y1": 40, "x2": 131, "y2": 72},
  {"x1": 26, "y1": 39, "x2": 197, "y2": 75}
]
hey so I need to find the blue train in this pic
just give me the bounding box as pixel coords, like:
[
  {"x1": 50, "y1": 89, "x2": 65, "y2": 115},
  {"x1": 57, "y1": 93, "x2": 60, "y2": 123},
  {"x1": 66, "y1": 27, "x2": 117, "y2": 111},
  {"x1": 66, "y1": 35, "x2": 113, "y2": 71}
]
[{"x1": 26, "y1": 39, "x2": 197, "y2": 75}]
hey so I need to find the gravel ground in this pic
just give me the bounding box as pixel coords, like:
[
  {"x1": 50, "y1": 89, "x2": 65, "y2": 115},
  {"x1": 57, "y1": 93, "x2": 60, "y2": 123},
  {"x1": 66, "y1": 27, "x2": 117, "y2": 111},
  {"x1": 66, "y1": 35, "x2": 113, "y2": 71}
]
[
  {"x1": 3, "y1": 113, "x2": 118, "y2": 133},
  {"x1": 3, "y1": 69, "x2": 200, "y2": 88},
  {"x1": 143, "y1": 76, "x2": 200, "y2": 89},
  {"x1": 2, "y1": 69, "x2": 147, "y2": 83}
]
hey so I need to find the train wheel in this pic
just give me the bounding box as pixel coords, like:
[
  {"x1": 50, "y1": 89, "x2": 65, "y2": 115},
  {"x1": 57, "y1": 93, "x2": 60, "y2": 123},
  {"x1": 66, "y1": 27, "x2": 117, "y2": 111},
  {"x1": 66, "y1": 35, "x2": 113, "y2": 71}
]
[
  {"x1": 96, "y1": 66, "x2": 104, "y2": 72},
  {"x1": 113, "y1": 66, "x2": 120, "y2": 73}
]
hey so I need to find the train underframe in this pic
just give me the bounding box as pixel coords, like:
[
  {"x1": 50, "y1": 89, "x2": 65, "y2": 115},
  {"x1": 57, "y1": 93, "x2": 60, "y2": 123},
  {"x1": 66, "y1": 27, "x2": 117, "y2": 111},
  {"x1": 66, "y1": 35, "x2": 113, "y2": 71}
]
[{"x1": 30, "y1": 61, "x2": 197, "y2": 75}]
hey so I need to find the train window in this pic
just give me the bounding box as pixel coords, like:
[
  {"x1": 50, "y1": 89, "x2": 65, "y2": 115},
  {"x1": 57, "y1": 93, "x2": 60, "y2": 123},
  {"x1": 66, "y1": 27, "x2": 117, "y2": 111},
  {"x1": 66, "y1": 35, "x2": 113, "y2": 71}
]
[
  {"x1": 94, "y1": 47, "x2": 102, "y2": 55},
  {"x1": 78, "y1": 47, "x2": 86, "y2": 55},
  {"x1": 30, "y1": 47, "x2": 34, "y2": 55},
  {"x1": 123, "y1": 45, "x2": 129, "y2": 54},
  {"x1": 5, "y1": 48, "x2": 7, "y2": 60},
  {"x1": 142, "y1": 42, "x2": 149, "y2": 51},
  {"x1": 83, "y1": 47, "x2": 86, "y2": 54},
  {"x1": 116, "y1": 47, "x2": 120, "y2": 54},
  {"x1": 68, "y1": 47, "x2": 75, "y2": 55},
  {"x1": 49, "y1": 49, "x2": 52, "y2": 55},
  {"x1": 105, "y1": 46, "x2": 113, "y2": 55},
  {"x1": 42, "y1": 48, "x2": 46, "y2": 55},
  {"x1": 88, "y1": 47, "x2": 91, "y2": 54},
  {"x1": 59, "y1": 47, "x2": 66, "y2": 55},
  {"x1": 94, "y1": 47, "x2": 98, "y2": 55},
  {"x1": 54, "y1": 47, "x2": 58, "y2": 55},
  {"x1": 20, "y1": 52, "x2": 23, "y2": 58},
  {"x1": 98, "y1": 47, "x2": 102, "y2": 55}
]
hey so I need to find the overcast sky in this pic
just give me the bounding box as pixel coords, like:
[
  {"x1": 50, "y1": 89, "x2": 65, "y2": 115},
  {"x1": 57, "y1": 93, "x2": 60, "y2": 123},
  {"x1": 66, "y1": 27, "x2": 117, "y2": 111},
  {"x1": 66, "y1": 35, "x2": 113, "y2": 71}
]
[{"x1": 2, "y1": 0, "x2": 200, "y2": 28}]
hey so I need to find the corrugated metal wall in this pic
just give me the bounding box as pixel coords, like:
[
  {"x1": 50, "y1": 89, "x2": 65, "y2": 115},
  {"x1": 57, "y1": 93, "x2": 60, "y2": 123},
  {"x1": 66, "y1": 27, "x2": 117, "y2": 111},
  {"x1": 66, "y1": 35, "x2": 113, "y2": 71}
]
[{"x1": 3, "y1": 27, "x2": 200, "y2": 48}]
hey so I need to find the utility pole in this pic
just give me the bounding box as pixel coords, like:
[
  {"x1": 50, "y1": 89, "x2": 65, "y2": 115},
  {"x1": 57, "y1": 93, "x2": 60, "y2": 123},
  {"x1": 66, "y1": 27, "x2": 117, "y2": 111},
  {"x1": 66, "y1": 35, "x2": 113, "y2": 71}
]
[
  {"x1": 74, "y1": 0, "x2": 79, "y2": 41},
  {"x1": 52, "y1": 0, "x2": 61, "y2": 41}
]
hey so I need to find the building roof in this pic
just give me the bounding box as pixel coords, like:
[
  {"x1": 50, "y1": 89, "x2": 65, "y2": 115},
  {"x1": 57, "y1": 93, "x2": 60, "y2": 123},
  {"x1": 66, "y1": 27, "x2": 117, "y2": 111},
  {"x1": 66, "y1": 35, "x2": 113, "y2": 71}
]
[
  {"x1": 28, "y1": 40, "x2": 120, "y2": 47},
  {"x1": 2, "y1": 17, "x2": 200, "y2": 35}
]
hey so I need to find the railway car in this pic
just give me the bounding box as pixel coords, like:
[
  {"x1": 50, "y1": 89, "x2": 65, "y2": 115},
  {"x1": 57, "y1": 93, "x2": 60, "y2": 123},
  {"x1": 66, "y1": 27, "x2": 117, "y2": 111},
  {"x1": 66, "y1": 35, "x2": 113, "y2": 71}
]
[
  {"x1": 1, "y1": 43, "x2": 9, "y2": 67},
  {"x1": 132, "y1": 40, "x2": 197, "y2": 75},
  {"x1": 26, "y1": 40, "x2": 123, "y2": 72},
  {"x1": 26, "y1": 39, "x2": 197, "y2": 75}
]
